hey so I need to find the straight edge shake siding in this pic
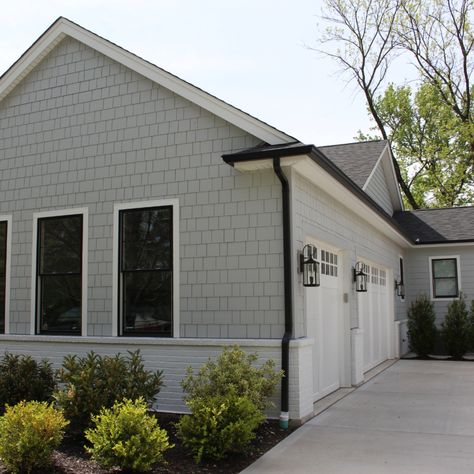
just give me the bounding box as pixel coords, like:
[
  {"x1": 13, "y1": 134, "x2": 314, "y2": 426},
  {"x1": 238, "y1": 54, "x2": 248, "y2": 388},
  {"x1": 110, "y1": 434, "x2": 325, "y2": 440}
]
[{"x1": 0, "y1": 37, "x2": 285, "y2": 340}]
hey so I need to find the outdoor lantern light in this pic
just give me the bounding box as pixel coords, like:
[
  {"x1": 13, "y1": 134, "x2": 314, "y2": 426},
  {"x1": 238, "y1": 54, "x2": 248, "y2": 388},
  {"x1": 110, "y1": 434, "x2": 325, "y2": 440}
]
[
  {"x1": 353, "y1": 262, "x2": 368, "y2": 292},
  {"x1": 395, "y1": 280, "x2": 405, "y2": 298},
  {"x1": 299, "y1": 244, "x2": 320, "y2": 287}
]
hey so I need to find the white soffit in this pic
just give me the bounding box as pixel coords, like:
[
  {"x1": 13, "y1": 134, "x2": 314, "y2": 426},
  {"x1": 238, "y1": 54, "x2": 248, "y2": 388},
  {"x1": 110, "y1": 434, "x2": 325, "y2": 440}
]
[
  {"x1": 234, "y1": 156, "x2": 305, "y2": 171},
  {"x1": 0, "y1": 18, "x2": 294, "y2": 146}
]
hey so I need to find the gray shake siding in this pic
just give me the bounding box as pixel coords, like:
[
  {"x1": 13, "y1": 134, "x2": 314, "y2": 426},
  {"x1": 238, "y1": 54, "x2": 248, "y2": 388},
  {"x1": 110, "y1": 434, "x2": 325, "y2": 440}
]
[
  {"x1": 291, "y1": 170, "x2": 406, "y2": 336},
  {"x1": 0, "y1": 37, "x2": 285, "y2": 339},
  {"x1": 364, "y1": 161, "x2": 394, "y2": 215},
  {"x1": 404, "y1": 246, "x2": 474, "y2": 324}
]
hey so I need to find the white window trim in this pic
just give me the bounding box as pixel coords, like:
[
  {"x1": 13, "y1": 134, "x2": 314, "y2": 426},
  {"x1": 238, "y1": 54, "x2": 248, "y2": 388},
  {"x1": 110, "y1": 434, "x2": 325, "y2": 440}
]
[
  {"x1": 112, "y1": 199, "x2": 180, "y2": 338},
  {"x1": 428, "y1": 255, "x2": 461, "y2": 301},
  {"x1": 31, "y1": 208, "x2": 89, "y2": 336},
  {"x1": 0, "y1": 215, "x2": 12, "y2": 334}
]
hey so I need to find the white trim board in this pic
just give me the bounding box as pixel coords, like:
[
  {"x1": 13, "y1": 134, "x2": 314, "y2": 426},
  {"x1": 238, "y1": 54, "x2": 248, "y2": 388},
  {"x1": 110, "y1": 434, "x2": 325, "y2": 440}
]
[
  {"x1": 30, "y1": 207, "x2": 89, "y2": 336},
  {"x1": 112, "y1": 199, "x2": 180, "y2": 338},
  {"x1": 0, "y1": 216, "x2": 12, "y2": 335},
  {"x1": 0, "y1": 17, "x2": 294, "y2": 145}
]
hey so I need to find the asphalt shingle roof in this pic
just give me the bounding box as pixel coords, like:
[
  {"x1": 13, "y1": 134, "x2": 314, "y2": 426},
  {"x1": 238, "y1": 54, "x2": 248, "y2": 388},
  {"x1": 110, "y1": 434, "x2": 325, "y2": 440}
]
[
  {"x1": 317, "y1": 140, "x2": 388, "y2": 188},
  {"x1": 393, "y1": 207, "x2": 474, "y2": 243}
]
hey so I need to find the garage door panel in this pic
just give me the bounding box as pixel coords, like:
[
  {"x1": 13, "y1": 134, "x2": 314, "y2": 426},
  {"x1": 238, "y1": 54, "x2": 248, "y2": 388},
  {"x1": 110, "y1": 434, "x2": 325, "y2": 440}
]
[
  {"x1": 306, "y1": 245, "x2": 342, "y2": 402},
  {"x1": 359, "y1": 262, "x2": 390, "y2": 373}
]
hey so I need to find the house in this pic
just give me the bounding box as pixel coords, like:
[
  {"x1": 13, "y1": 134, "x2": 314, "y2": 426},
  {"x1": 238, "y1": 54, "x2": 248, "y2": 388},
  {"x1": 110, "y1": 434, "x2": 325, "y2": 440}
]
[{"x1": 0, "y1": 18, "x2": 473, "y2": 425}]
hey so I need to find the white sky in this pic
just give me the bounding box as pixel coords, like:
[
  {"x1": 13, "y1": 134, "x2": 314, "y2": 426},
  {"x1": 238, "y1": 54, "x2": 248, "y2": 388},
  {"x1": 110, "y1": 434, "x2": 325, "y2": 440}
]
[{"x1": 0, "y1": 0, "x2": 405, "y2": 145}]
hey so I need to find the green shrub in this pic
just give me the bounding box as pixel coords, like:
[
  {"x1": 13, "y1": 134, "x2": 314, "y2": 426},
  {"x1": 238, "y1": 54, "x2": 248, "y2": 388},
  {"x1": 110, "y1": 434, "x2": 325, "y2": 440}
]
[
  {"x1": 176, "y1": 393, "x2": 264, "y2": 463},
  {"x1": 177, "y1": 346, "x2": 280, "y2": 463},
  {"x1": 85, "y1": 398, "x2": 172, "y2": 472},
  {"x1": 0, "y1": 400, "x2": 68, "y2": 474},
  {"x1": 441, "y1": 296, "x2": 470, "y2": 359},
  {"x1": 54, "y1": 350, "x2": 163, "y2": 431},
  {"x1": 407, "y1": 295, "x2": 437, "y2": 357},
  {"x1": 181, "y1": 345, "x2": 282, "y2": 411},
  {"x1": 0, "y1": 353, "x2": 55, "y2": 412}
]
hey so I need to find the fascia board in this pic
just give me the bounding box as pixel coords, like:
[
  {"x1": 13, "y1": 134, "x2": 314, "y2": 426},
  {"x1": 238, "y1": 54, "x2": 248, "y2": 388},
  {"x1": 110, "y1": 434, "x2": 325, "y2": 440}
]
[
  {"x1": 0, "y1": 23, "x2": 66, "y2": 103},
  {"x1": 0, "y1": 18, "x2": 294, "y2": 146},
  {"x1": 410, "y1": 241, "x2": 474, "y2": 248}
]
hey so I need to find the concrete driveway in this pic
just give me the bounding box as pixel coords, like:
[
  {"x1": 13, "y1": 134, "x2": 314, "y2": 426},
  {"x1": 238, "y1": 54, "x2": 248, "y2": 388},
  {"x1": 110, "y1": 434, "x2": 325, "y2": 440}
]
[{"x1": 243, "y1": 360, "x2": 474, "y2": 473}]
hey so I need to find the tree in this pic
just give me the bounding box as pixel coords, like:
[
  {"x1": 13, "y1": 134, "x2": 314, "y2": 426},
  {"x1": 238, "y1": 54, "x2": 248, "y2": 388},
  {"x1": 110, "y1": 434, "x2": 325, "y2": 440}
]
[
  {"x1": 358, "y1": 82, "x2": 474, "y2": 206},
  {"x1": 318, "y1": 0, "x2": 474, "y2": 208}
]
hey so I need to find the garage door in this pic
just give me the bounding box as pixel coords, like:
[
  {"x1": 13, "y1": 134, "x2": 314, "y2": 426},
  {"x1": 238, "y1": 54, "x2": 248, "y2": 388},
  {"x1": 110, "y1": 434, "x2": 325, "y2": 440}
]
[
  {"x1": 358, "y1": 262, "x2": 390, "y2": 372},
  {"x1": 306, "y1": 244, "x2": 342, "y2": 402}
]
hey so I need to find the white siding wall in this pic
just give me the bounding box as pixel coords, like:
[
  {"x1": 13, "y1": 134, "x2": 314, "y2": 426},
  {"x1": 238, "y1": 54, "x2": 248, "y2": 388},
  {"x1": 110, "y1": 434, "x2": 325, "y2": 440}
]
[{"x1": 0, "y1": 335, "x2": 314, "y2": 420}]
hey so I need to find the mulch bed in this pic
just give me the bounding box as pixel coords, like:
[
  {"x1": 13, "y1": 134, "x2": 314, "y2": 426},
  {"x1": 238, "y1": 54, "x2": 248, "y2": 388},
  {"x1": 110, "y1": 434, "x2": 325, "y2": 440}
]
[{"x1": 0, "y1": 413, "x2": 295, "y2": 474}]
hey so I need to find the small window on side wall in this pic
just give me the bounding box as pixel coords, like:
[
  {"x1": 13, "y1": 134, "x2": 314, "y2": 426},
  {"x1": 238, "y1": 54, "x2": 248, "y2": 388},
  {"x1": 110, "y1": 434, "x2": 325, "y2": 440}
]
[
  {"x1": 431, "y1": 257, "x2": 459, "y2": 299},
  {"x1": 119, "y1": 206, "x2": 173, "y2": 337}
]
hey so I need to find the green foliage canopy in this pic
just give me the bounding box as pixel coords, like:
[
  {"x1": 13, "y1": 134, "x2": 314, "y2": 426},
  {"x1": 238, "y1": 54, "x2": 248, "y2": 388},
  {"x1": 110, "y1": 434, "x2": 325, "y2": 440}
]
[{"x1": 358, "y1": 82, "x2": 474, "y2": 207}]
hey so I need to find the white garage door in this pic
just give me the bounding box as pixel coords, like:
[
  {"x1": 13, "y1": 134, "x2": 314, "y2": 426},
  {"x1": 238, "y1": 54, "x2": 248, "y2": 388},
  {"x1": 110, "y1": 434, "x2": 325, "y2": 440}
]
[
  {"x1": 306, "y1": 244, "x2": 342, "y2": 402},
  {"x1": 358, "y1": 262, "x2": 390, "y2": 372}
]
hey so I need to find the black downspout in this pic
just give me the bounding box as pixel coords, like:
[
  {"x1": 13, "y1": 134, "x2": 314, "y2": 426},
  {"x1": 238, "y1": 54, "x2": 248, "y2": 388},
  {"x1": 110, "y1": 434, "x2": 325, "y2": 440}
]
[{"x1": 273, "y1": 157, "x2": 292, "y2": 429}]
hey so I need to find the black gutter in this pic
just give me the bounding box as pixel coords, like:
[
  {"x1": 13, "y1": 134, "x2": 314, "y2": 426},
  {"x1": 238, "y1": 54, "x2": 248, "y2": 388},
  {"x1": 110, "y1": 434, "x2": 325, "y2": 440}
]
[{"x1": 272, "y1": 157, "x2": 292, "y2": 429}]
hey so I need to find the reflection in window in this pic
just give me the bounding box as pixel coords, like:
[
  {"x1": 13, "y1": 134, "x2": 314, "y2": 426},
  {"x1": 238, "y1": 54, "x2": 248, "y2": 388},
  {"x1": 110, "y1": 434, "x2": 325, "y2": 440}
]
[
  {"x1": 432, "y1": 258, "x2": 459, "y2": 298},
  {"x1": 38, "y1": 215, "x2": 82, "y2": 334},
  {"x1": 119, "y1": 206, "x2": 173, "y2": 336},
  {"x1": 0, "y1": 222, "x2": 6, "y2": 334}
]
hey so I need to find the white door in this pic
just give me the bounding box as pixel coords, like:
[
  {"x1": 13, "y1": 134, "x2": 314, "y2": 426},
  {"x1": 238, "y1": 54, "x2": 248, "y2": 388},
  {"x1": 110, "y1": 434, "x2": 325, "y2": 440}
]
[
  {"x1": 358, "y1": 262, "x2": 390, "y2": 372},
  {"x1": 306, "y1": 244, "x2": 342, "y2": 402}
]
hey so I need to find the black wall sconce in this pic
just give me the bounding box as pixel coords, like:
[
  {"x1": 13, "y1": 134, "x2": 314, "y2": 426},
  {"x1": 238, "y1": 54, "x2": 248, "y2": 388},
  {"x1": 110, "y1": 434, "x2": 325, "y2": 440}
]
[
  {"x1": 299, "y1": 244, "x2": 320, "y2": 287},
  {"x1": 353, "y1": 262, "x2": 368, "y2": 292},
  {"x1": 395, "y1": 280, "x2": 405, "y2": 298}
]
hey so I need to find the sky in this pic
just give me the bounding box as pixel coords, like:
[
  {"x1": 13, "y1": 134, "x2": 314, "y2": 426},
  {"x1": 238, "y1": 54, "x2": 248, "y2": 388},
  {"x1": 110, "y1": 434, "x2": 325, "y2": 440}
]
[{"x1": 1, "y1": 0, "x2": 399, "y2": 146}]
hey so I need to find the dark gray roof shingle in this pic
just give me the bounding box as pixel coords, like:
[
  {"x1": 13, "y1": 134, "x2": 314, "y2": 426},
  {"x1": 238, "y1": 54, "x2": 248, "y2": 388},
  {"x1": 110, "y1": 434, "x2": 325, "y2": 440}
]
[
  {"x1": 393, "y1": 207, "x2": 474, "y2": 243},
  {"x1": 317, "y1": 140, "x2": 388, "y2": 188}
]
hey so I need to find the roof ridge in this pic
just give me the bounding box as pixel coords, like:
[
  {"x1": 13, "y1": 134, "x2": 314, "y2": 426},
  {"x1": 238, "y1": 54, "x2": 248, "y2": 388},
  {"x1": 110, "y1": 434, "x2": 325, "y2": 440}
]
[{"x1": 318, "y1": 139, "x2": 387, "y2": 149}]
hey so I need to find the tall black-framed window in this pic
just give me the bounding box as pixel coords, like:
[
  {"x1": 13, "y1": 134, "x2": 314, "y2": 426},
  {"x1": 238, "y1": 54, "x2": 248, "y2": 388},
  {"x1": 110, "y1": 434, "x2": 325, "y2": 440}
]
[
  {"x1": 431, "y1": 258, "x2": 459, "y2": 299},
  {"x1": 119, "y1": 206, "x2": 173, "y2": 337},
  {"x1": 0, "y1": 221, "x2": 7, "y2": 334},
  {"x1": 37, "y1": 215, "x2": 82, "y2": 334}
]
